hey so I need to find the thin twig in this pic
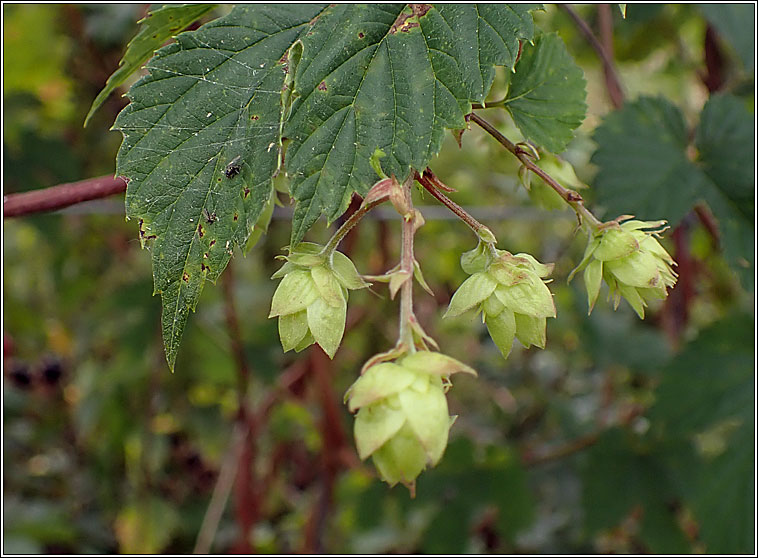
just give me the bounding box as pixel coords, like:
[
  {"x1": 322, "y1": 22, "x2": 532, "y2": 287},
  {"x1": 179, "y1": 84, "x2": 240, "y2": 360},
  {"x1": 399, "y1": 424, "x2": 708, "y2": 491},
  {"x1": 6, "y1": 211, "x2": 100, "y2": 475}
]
[
  {"x1": 469, "y1": 113, "x2": 602, "y2": 227},
  {"x1": 522, "y1": 432, "x2": 600, "y2": 466},
  {"x1": 193, "y1": 423, "x2": 246, "y2": 554},
  {"x1": 415, "y1": 170, "x2": 492, "y2": 239},
  {"x1": 221, "y1": 265, "x2": 257, "y2": 554},
  {"x1": 3, "y1": 175, "x2": 127, "y2": 218},
  {"x1": 560, "y1": 4, "x2": 624, "y2": 109}
]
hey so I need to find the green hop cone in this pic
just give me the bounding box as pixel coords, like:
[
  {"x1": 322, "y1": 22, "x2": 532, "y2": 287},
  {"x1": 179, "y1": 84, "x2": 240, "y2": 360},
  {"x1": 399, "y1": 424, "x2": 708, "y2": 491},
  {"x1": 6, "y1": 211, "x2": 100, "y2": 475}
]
[
  {"x1": 345, "y1": 351, "x2": 476, "y2": 491},
  {"x1": 445, "y1": 244, "x2": 556, "y2": 359},
  {"x1": 569, "y1": 217, "x2": 678, "y2": 318},
  {"x1": 269, "y1": 243, "x2": 369, "y2": 358}
]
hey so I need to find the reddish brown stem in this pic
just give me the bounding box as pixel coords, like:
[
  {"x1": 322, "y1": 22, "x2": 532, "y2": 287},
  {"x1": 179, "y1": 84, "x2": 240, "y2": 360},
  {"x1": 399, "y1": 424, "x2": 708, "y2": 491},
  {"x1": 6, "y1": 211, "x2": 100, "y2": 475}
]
[
  {"x1": 222, "y1": 266, "x2": 257, "y2": 553},
  {"x1": 560, "y1": 4, "x2": 624, "y2": 109},
  {"x1": 3, "y1": 175, "x2": 127, "y2": 218}
]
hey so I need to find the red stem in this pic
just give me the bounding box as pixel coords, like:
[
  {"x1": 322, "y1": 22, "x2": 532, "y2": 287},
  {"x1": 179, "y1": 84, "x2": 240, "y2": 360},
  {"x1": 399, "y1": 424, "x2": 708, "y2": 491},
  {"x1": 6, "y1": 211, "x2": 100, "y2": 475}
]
[{"x1": 3, "y1": 175, "x2": 127, "y2": 218}]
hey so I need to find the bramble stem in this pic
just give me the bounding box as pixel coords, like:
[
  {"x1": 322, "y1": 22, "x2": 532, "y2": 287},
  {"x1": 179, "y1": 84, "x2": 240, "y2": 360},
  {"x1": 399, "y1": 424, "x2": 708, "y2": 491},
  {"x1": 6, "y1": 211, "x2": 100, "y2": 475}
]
[
  {"x1": 321, "y1": 195, "x2": 389, "y2": 257},
  {"x1": 397, "y1": 175, "x2": 417, "y2": 353},
  {"x1": 469, "y1": 113, "x2": 603, "y2": 228}
]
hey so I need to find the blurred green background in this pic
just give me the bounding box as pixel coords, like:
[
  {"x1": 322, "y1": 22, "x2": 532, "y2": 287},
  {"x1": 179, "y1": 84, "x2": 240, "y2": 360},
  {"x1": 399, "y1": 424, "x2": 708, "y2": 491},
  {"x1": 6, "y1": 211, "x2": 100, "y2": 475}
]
[{"x1": 3, "y1": 4, "x2": 754, "y2": 554}]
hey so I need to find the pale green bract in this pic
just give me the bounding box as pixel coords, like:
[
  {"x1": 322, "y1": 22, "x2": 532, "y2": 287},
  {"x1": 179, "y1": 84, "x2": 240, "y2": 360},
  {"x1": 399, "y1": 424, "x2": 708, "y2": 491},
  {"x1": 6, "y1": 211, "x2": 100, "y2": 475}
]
[
  {"x1": 345, "y1": 351, "x2": 476, "y2": 491},
  {"x1": 569, "y1": 218, "x2": 678, "y2": 318},
  {"x1": 446, "y1": 243, "x2": 556, "y2": 359},
  {"x1": 269, "y1": 243, "x2": 368, "y2": 358}
]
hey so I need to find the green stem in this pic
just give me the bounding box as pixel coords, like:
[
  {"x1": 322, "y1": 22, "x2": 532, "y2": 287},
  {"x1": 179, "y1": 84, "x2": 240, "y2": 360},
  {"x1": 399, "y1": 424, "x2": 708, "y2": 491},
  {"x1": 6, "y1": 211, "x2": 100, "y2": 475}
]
[
  {"x1": 469, "y1": 112, "x2": 603, "y2": 229},
  {"x1": 397, "y1": 175, "x2": 417, "y2": 353},
  {"x1": 472, "y1": 98, "x2": 507, "y2": 110},
  {"x1": 321, "y1": 195, "x2": 389, "y2": 258}
]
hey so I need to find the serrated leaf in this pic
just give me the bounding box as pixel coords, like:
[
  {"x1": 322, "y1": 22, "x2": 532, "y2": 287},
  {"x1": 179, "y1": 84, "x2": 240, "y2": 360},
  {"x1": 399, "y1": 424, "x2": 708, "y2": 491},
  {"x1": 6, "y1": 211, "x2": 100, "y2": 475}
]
[
  {"x1": 649, "y1": 313, "x2": 754, "y2": 553},
  {"x1": 85, "y1": 4, "x2": 217, "y2": 127},
  {"x1": 114, "y1": 5, "x2": 326, "y2": 369},
  {"x1": 582, "y1": 429, "x2": 691, "y2": 554},
  {"x1": 504, "y1": 32, "x2": 587, "y2": 153},
  {"x1": 592, "y1": 95, "x2": 754, "y2": 289},
  {"x1": 695, "y1": 94, "x2": 755, "y2": 289},
  {"x1": 284, "y1": 4, "x2": 538, "y2": 243}
]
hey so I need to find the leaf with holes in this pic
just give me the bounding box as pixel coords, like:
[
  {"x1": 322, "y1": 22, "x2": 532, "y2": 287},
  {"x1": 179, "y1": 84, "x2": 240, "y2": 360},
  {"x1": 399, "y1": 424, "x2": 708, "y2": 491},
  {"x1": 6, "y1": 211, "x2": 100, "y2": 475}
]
[
  {"x1": 85, "y1": 4, "x2": 217, "y2": 127},
  {"x1": 503, "y1": 32, "x2": 587, "y2": 153},
  {"x1": 284, "y1": 4, "x2": 539, "y2": 243},
  {"x1": 113, "y1": 4, "x2": 326, "y2": 369}
]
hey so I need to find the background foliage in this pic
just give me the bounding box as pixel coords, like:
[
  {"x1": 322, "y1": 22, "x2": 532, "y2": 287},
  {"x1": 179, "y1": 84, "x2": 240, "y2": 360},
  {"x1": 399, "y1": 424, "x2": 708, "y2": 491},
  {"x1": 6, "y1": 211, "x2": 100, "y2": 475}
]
[{"x1": 3, "y1": 4, "x2": 755, "y2": 554}]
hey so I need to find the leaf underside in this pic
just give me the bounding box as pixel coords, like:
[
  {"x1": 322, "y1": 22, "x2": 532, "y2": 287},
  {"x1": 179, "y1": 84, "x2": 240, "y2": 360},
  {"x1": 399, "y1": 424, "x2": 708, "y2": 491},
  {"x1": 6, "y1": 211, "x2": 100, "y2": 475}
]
[{"x1": 113, "y1": 3, "x2": 543, "y2": 368}]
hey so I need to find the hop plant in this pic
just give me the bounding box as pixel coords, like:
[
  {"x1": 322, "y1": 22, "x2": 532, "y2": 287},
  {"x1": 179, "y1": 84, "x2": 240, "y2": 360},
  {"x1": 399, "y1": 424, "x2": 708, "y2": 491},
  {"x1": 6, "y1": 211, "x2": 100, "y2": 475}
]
[
  {"x1": 269, "y1": 243, "x2": 368, "y2": 358},
  {"x1": 444, "y1": 243, "x2": 556, "y2": 359},
  {"x1": 345, "y1": 351, "x2": 476, "y2": 491},
  {"x1": 570, "y1": 217, "x2": 678, "y2": 318}
]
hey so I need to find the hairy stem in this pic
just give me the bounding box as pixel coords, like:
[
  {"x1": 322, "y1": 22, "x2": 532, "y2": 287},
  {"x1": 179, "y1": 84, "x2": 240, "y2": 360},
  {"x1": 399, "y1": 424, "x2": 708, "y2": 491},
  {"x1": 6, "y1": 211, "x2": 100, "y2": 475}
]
[
  {"x1": 321, "y1": 195, "x2": 389, "y2": 256},
  {"x1": 397, "y1": 175, "x2": 417, "y2": 352},
  {"x1": 469, "y1": 113, "x2": 602, "y2": 228},
  {"x1": 415, "y1": 169, "x2": 495, "y2": 242}
]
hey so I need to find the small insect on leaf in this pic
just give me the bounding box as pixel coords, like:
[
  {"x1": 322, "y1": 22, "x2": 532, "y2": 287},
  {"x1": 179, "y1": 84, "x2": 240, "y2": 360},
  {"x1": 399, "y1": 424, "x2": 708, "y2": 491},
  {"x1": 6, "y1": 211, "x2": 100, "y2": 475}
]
[
  {"x1": 202, "y1": 208, "x2": 217, "y2": 224},
  {"x1": 224, "y1": 155, "x2": 242, "y2": 179}
]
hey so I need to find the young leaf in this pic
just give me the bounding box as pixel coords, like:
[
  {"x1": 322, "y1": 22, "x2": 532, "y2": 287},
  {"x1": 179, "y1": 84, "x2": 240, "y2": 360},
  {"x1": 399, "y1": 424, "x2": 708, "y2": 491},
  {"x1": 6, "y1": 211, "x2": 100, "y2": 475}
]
[
  {"x1": 504, "y1": 32, "x2": 587, "y2": 153},
  {"x1": 284, "y1": 4, "x2": 539, "y2": 243},
  {"x1": 84, "y1": 4, "x2": 217, "y2": 127},
  {"x1": 114, "y1": 5, "x2": 326, "y2": 369}
]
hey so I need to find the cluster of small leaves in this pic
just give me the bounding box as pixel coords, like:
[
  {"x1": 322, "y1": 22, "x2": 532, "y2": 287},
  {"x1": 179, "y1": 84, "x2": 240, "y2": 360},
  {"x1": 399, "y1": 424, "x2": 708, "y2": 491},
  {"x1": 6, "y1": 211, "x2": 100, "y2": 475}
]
[{"x1": 105, "y1": 3, "x2": 593, "y2": 368}]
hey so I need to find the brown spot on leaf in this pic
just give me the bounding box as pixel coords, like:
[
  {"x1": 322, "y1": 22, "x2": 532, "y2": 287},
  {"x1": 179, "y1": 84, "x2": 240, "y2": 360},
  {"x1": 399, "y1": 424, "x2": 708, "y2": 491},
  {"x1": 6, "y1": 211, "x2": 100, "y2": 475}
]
[
  {"x1": 204, "y1": 252, "x2": 209, "y2": 259},
  {"x1": 410, "y1": 3, "x2": 432, "y2": 17},
  {"x1": 251, "y1": 114, "x2": 259, "y2": 121},
  {"x1": 243, "y1": 187, "x2": 251, "y2": 198},
  {"x1": 198, "y1": 223, "x2": 204, "y2": 237},
  {"x1": 233, "y1": 213, "x2": 238, "y2": 222},
  {"x1": 182, "y1": 272, "x2": 190, "y2": 282},
  {"x1": 318, "y1": 81, "x2": 327, "y2": 91},
  {"x1": 210, "y1": 240, "x2": 216, "y2": 247},
  {"x1": 358, "y1": 32, "x2": 365, "y2": 38},
  {"x1": 201, "y1": 263, "x2": 209, "y2": 272},
  {"x1": 390, "y1": 5, "x2": 430, "y2": 33}
]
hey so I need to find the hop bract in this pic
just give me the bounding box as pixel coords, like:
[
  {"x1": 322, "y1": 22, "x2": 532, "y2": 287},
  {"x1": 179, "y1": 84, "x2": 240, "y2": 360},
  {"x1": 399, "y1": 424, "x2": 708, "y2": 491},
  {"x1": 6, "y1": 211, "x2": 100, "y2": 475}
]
[
  {"x1": 269, "y1": 243, "x2": 368, "y2": 358},
  {"x1": 570, "y1": 217, "x2": 677, "y2": 318},
  {"x1": 345, "y1": 351, "x2": 476, "y2": 491},
  {"x1": 445, "y1": 244, "x2": 556, "y2": 359}
]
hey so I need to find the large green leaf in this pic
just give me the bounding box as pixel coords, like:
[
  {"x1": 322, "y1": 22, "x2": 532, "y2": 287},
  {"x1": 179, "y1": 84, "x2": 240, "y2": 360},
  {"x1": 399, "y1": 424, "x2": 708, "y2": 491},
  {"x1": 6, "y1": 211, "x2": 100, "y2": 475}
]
[
  {"x1": 504, "y1": 32, "x2": 587, "y2": 153},
  {"x1": 581, "y1": 429, "x2": 691, "y2": 553},
  {"x1": 591, "y1": 95, "x2": 754, "y2": 288},
  {"x1": 649, "y1": 313, "x2": 754, "y2": 553},
  {"x1": 113, "y1": 5, "x2": 326, "y2": 369},
  {"x1": 695, "y1": 94, "x2": 755, "y2": 288},
  {"x1": 85, "y1": 4, "x2": 217, "y2": 127},
  {"x1": 283, "y1": 4, "x2": 539, "y2": 242}
]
